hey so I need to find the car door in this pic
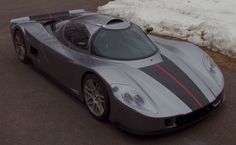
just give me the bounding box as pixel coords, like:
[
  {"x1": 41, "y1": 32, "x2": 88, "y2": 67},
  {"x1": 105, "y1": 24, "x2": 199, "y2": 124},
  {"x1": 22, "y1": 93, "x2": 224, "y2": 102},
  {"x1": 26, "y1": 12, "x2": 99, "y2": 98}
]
[{"x1": 41, "y1": 22, "x2": 91, "y2": 93}]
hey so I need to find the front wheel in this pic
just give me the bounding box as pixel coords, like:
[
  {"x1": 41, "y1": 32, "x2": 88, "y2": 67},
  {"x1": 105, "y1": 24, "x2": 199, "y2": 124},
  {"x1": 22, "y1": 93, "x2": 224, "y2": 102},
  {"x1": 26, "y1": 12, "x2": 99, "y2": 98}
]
[{"x1": 82, "y1": 74, "x2": 109, "y2": 121}]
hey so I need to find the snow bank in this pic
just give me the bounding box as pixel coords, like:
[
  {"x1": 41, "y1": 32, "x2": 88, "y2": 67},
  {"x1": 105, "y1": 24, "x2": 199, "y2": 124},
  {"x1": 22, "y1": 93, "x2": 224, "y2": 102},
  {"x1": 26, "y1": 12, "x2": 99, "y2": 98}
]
[{"x1": 98, "y1": 0, "x2": 236, "y2": 58}]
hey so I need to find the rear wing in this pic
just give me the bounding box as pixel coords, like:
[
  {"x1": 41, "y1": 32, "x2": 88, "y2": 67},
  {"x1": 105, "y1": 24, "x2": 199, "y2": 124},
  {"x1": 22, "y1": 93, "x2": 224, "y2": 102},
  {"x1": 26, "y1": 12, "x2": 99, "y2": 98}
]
[{"x1": 10, "y1": 9, "x2": 85, "y2": 23}]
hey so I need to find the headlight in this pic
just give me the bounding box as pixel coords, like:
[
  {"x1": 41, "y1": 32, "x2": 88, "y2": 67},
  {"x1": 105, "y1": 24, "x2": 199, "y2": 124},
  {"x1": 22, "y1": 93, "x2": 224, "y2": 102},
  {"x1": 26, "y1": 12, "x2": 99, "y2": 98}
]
[
  {"x1": 111, "y1": 84, "x2": 158, "y2": 114},
  {"x1": 203, "y1": 54, "x2": 217, "y2": 73},
  {"x1": 203, "y1": 54, "x2": 224, "y2": 87}
]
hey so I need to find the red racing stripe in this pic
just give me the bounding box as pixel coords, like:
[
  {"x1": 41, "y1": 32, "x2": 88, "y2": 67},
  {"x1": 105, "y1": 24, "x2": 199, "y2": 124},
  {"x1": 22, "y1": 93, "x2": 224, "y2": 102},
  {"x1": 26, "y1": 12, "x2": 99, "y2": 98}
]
[{"x1": 155, "y1": 64, "x2": 204, "y2": 108}]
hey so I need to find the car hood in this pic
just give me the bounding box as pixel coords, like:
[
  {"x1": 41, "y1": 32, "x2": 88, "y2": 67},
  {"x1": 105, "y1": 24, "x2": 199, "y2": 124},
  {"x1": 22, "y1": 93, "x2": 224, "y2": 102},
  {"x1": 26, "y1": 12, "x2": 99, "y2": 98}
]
[{"x1": 92, "y1": 51, "x2": 223, "y2": 118}]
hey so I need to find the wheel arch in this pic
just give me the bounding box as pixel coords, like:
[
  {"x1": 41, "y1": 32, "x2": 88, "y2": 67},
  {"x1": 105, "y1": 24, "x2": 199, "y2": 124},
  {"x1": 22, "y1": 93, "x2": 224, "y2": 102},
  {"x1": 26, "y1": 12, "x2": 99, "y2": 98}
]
[
  {"x1": 12, "y1": 25, "x2": 26, "y2": 38},
  {"x1": 80, "y1": 71, "x2": 112, "y2": 102},
  {"x1": 12, "y1": 25, "x2": 28, "y2": 49}
]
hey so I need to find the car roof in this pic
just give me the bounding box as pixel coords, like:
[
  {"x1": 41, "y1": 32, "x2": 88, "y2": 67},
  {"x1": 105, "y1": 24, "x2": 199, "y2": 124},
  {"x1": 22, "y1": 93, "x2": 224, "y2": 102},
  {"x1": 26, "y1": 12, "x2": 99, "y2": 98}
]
[
  {"x1": 54, "y1": 12, "x2": 132, "y2": 38},
  {"x1": 70, "y1": 13, "x2": 131, "y2": 33},
  {"x1": 72, "y1": 13, "x2": 125, "y2": 25}
]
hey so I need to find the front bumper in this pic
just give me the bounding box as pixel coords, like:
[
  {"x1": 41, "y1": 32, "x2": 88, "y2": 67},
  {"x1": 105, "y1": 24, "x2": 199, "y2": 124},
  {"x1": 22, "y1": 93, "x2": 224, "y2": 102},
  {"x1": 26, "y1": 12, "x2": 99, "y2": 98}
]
[{"x1": 109, "y1": 90, "x2": 224, "y2": 135}]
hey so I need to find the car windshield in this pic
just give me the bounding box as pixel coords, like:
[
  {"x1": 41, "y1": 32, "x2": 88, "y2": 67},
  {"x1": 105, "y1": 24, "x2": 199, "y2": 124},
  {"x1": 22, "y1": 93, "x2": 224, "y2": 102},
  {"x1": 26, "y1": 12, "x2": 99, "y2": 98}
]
[{"x1": 92, "y1": 24, "x2": 158, "y2": 60}]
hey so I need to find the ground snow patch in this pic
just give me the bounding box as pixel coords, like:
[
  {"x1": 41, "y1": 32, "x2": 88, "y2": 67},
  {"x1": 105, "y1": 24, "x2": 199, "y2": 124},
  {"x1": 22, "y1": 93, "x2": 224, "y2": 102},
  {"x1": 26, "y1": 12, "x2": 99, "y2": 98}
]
[{"x1": 98, "y1": 0, "x2": 236, "y2": 58}]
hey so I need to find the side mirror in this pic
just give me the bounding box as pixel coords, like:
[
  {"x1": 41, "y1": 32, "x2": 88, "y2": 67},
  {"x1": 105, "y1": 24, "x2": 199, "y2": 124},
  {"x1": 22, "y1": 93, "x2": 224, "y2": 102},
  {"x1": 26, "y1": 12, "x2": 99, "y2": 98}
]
[{"x1": 146, "y1": 27, "x2": 153, "y2": 34}]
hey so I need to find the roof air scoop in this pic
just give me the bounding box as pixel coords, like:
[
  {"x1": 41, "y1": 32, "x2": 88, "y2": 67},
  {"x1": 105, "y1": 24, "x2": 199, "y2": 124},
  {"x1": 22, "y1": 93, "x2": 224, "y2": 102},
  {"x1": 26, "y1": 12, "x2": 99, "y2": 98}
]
[{"x1": 106, "y1": 19, "x2": 124, "y2": 25}]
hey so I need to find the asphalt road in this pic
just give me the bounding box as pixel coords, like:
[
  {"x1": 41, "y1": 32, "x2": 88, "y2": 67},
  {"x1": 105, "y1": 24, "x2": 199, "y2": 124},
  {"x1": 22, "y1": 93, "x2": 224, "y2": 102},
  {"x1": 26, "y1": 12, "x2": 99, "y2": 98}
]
[{"x1": 0, "y1": 0, "x2": 236, "y2": 145}]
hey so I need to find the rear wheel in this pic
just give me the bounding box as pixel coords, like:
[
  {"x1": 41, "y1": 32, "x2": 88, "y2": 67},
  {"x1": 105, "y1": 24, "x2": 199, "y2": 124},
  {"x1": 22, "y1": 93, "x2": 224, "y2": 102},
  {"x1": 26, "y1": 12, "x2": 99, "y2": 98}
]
[
  {"x1": 14, "y1": 30, "x2": 28, "y2": 63},
  {"x1": 82, "y1": 74, "x2": 109, "y2": 121}
]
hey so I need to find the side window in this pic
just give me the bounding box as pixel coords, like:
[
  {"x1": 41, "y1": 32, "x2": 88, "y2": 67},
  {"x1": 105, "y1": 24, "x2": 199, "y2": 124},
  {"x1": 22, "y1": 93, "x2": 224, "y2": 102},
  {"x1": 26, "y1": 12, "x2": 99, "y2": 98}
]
[{"x1": 64, "y1": 23, "x2": 90, "y2": 50}]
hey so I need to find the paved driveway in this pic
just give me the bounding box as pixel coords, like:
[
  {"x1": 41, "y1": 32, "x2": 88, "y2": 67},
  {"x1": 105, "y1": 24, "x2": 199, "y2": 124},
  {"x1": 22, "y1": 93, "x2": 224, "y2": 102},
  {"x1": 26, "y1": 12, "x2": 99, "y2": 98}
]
[{"x1": 0, "y1": 0, "x2": 236, "y2": 145}]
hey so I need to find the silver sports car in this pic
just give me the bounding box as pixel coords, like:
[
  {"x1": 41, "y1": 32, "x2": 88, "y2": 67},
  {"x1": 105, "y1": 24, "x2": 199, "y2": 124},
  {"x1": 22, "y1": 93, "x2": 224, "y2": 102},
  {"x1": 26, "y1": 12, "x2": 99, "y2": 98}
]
[{"x1": 10, "y1": 9, "x2": 225, "y2": 135}]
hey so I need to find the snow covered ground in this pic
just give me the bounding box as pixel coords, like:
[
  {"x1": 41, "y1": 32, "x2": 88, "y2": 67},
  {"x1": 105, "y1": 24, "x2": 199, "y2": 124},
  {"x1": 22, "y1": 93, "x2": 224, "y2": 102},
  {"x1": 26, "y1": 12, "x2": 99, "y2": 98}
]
[{"x1": 98, "y1": 0, "x2": 236, "y2": 58}]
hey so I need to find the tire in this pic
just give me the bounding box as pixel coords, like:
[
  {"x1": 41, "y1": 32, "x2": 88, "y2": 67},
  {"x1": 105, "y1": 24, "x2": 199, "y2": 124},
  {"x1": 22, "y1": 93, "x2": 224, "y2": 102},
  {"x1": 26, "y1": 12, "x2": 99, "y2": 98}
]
[
  {"x1": 82, "y1": 74, "x2": 109, "y2": 121},
  {"x1": 14, "y1": 30, "x2": 28, "y2": 63}
]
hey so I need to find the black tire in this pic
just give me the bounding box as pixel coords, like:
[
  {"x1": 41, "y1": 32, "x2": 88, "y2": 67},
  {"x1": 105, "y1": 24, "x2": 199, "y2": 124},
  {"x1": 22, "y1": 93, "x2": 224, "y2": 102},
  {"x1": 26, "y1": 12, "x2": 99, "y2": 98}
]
[
  {"x1": 14, "y1": 30, "x2": 28, "y2": 63},
  {"x1": 82, "y1": 74, "x2": 109, "y2": 121}
]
